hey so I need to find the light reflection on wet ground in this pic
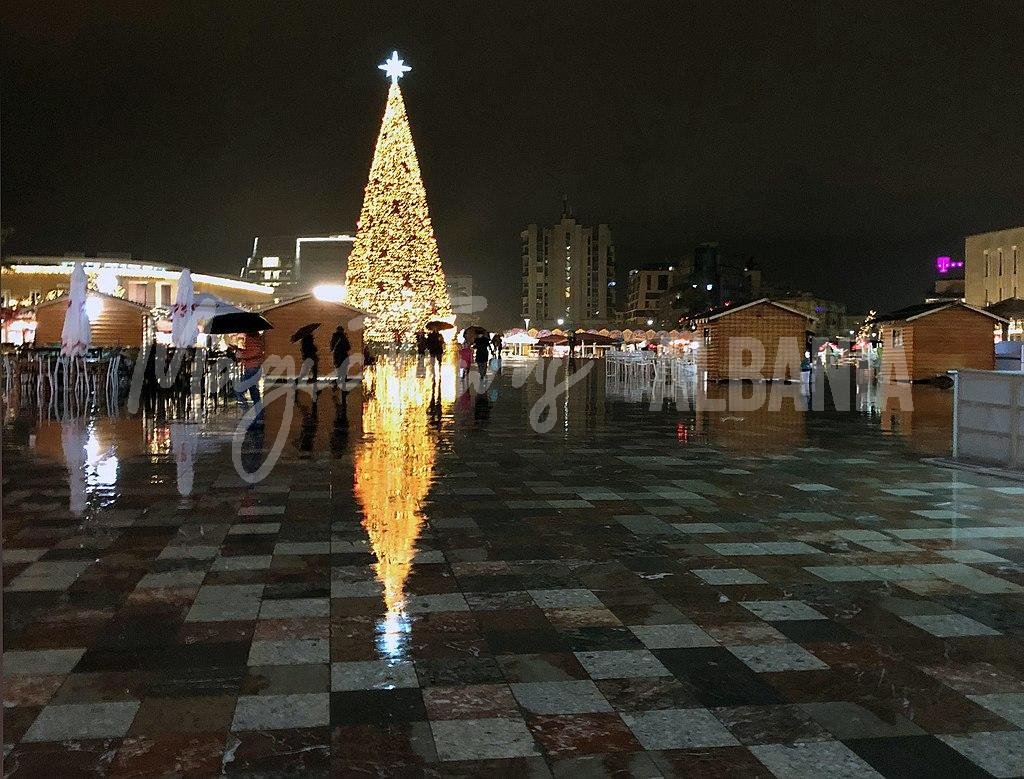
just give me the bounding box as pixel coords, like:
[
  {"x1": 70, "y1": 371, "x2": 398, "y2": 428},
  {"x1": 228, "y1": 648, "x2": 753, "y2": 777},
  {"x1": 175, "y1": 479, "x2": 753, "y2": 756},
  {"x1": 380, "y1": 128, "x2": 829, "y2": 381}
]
[
  {"x1": 3, "y1": 359, "x2": 954, "y2": 517},
  {"x1": 10, "y1": 357, "x2": 1024, "y2": 776}
]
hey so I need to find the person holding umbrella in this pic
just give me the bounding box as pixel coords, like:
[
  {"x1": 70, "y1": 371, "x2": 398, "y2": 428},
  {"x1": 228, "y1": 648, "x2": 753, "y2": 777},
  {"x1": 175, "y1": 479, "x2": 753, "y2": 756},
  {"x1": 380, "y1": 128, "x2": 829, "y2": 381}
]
[
  {"x1": 236, "y1": 330, "x2": 266, "y2": 408},
  {"x1": 291, "y1": 323, "x2": 320, "y2": 386}
]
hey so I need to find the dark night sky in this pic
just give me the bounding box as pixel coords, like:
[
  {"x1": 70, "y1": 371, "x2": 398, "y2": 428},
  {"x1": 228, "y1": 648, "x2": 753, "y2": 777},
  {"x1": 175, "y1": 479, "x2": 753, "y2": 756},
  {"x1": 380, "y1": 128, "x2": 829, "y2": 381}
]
[{"x1": 3, "y1": 1, "x2": 1022, "y2": 324}]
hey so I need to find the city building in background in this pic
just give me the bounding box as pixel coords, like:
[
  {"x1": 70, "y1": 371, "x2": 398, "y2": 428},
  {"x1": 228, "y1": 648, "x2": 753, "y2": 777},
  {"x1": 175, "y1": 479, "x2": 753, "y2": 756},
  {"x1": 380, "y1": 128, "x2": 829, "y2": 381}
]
[
  {"x1": 521, "y1": 201, "x2": 616, "y2": 329},
  {"x1": 929, "y1": 254, "x2": 966, "y2": 302},
  {"x1": 965, "y1": 226, "x2": 1022, "y2": 306},
  {"x1": 625, "y1": 264, "x2": 681, "y2": 325},
  {"x1": 1, "y1": 254, "x2": 272, "y2": 309},
  {"x1": 241, "y1": 233, "x2": 355, "y2": 299},
  {"x1": 1, "y1": 253, "x2": 273, "y2": 346},
  {"x1": 774, "y1": 292, "x2": 848, "y2": 338},
  {"x1": 445, "y1": 274, "x2": 476, "y2": 318}
]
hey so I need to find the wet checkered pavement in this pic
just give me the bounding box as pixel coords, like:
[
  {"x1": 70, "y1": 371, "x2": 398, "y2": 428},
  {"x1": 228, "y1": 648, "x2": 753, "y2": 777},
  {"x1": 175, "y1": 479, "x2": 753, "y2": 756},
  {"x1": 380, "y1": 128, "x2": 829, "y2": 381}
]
[{"x1": 3, "y1": 360, "x2": 1024, "y2": 776}]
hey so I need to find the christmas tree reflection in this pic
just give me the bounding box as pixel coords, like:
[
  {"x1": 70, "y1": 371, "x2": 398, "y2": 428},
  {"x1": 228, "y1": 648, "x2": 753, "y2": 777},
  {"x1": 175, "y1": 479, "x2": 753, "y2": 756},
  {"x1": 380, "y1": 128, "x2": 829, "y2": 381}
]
[{"x1": 354, "y1": 360, "x2": 449, "y2": 657}]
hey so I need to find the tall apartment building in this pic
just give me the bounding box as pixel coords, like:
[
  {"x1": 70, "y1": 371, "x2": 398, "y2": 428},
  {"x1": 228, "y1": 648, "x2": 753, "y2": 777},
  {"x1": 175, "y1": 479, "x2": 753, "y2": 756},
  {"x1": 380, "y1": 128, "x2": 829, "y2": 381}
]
[
  {"x1": 520, "y1": 204, "x2": 616, "y2": 329},
  {"x1": 965, "y1": 227, "x2": 1023, "y2": 306},
  {"x1": 241, "y1": 233, "x2": 355, "y2": 298}
]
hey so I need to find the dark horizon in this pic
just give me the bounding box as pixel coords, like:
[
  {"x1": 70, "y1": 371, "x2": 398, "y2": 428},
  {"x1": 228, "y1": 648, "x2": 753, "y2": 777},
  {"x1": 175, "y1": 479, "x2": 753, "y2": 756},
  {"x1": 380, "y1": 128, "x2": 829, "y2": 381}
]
[{"x1": 3, "y1": 1, "x2": 1022, "y2": 324}]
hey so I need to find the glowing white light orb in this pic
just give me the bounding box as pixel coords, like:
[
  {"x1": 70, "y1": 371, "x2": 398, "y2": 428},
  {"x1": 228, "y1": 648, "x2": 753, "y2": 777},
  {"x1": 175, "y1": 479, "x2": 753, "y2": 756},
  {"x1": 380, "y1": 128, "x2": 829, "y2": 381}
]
[
  {"x1": 378, "y1": 51, "x2": 411, "y2": 84},
  {"x1": 95, "y1": 268, "x2": 119, "y2": 294},
  {"x1": 312, "y1": 283, "x2": 347, "y2": 303},
  {"x1": 85, "y1": 295, "x2": 104, "y2": 321}
]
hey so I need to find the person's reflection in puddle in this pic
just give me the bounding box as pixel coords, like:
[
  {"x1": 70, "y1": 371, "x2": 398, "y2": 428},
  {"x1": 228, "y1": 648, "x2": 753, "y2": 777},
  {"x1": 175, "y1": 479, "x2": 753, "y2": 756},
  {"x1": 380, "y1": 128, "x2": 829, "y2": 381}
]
[
  {"x1": 331, "y1": 389, "x2": 349, "y2": 454},
  {"x1": 296, "y1": 392, "x2": 318, "y2": 455},
  {"x1": 239, "y1": 418, "x2": 266, "y2": 480},
  {"x1": 428, "y1": 376, "x2": 443, "y2": 430}
]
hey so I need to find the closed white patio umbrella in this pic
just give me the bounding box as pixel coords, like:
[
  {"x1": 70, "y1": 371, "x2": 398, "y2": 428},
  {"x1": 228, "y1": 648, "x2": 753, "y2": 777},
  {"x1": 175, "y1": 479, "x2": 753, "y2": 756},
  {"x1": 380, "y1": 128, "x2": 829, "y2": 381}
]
[
  {"x1": 60, "y1": 262, "x2": 91, "y2": 357},
  {"x1": 171, "y1": 268, "x2": 200, "y2": 348}
]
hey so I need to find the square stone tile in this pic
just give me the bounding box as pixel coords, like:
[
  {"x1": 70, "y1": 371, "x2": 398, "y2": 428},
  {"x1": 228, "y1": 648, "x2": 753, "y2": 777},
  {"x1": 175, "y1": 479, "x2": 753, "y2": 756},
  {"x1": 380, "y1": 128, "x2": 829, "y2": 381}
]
[
  {"x1": 186, "y1": 584, "x2": 264, "y2": 621},
  {"x1": 529, "y1": 589, "x2": 602, "y2": 608},
  {"x1": 134, "y1": 569, "x2": 207, "y2": 589},
  {"x1": 527, "y1": 713, "x2": 642, "y2": 757},
  {"x1": 574, "y1": 650, "x2": 672, "y2": 680},
  {"x1": 4, "y1": 648, "x2": 86, "y2": 676},
  {"x1": 431, "y1": 717, "x2": 539, "y2": 761},
  {"x1": 902, "y1": 614, "x2": 1001, "y2": 637},
  {"x1": 692, "y1": 568, "x2": 766, "y2": 585},
  {"x1": 939, "y1": 731, "x2": 1024, "y2": 778},
  {"x1": 967, "y1": 693, "x2": 1024, "y2": 727},
  {"x1": 247, "y1": 638, "x2": 329, "y2": 665},
  {"x1": 620, "y1": 708, "x2": 739, "y2": 749},
  {"x1": 7, "y1": 560, "x2": 93, "y2": 591},
  {"x1": 422, "y1": 684, "x2": 520, "y2": 720},
  {"x1": 628, "y1": 624, "x2": 718, "y2": 649},
  {"x1": 211, "y1": 555, "x2": 272, "y2": 571},
  {"x1": 750, "y1": 740, "x2": 882, "y2": 778},
  {"x1": 331, "y1": 660, "x2": 419, "y2": 691},
  {"x1": 740, "y1": 600, "x2": 827, "y2": 621},
  {"x1": 799, "y1": 702, "x2": 922, "y2": 738},
  {"x1": 231, "y1": 692, "x2": 330, "y2": 730},
  {"x1": 404, "y1": 593, "x2": 469, "y2": 613},
  {"x1": 259, "y1": 598, "x2": 330, "y2": 618},
  {"x1": 22, "y1": 701, "x2": 140, "y2": 741},
  {"x1": 511, "y1": 681, "x2": 612, "y2": 714},
  {"x1": 728, "y1": 643, "x2": 829, "y2": 672}
]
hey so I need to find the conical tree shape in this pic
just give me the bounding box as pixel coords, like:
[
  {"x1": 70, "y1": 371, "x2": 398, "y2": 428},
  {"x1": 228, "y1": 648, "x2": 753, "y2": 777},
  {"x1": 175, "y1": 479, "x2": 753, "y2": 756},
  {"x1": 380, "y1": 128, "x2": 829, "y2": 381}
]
[{"x1": 345, "y1": 82, "x2": 452, "y2": 342}]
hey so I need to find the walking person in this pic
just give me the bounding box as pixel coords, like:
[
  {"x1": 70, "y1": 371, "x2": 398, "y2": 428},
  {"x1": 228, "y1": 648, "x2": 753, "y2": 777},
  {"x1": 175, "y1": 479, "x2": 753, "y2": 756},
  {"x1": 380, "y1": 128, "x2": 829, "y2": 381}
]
[
  {"x1": 235, "y1": 330, "x2": 266, "y2": 411},
  {"x1": 330, "y1": 324, "x2": 351, "y2": 389},
  {"x1": 426, "y1": 329, "x2": 445, "y2": 371},
  {"x1": 490, "y1": 332, "x2": 503, "y2": 359},
  {"x1": 299, "y1": 331, "x2": 318, "y2": 386},
  {"x1": 473, "y1": 330, "x2": 491, "y2": 377}
]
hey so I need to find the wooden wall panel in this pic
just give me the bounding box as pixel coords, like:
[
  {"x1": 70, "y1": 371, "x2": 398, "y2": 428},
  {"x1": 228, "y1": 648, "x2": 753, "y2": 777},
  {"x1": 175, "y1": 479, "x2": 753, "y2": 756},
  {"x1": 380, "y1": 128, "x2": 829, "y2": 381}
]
[
  {"x1": 703, "y1": 303, "x2": 810, "y2": 381},
  {"x1": 261, "y1": 297, "x2": 366, "y2": 378},
  {"x1": 34, "y1": 296, "x2": 148, "y2": 348}
]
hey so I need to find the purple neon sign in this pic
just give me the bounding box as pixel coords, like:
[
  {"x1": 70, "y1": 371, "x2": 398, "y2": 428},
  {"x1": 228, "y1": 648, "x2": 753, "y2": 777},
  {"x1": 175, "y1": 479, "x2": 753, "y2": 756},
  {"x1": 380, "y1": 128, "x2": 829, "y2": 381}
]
[{"x1": 936, "y1": 256, "x2": 964, "y2": 274}]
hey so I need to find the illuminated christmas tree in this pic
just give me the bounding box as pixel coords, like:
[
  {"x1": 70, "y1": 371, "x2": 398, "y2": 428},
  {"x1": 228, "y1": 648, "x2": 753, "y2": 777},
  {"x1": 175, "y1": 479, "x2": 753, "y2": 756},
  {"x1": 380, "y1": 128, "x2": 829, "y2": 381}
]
[{"x1": 345, "y1": 52, "x2": 452, "y2": 342}]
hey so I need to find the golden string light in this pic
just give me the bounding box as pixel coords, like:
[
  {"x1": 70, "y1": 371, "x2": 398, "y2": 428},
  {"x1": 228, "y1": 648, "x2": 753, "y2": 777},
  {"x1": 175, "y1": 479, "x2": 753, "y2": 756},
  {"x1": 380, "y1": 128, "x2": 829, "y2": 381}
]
[{"x1": 345, "y1": 72, "x2": 453, "y2": 342}]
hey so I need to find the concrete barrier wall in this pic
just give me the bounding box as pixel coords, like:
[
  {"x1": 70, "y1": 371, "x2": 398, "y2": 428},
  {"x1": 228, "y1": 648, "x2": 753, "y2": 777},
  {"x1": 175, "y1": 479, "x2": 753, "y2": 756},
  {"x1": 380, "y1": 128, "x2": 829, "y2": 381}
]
[{"x1": 953, "y1": 370, "x2": 1024, "y2": 469}]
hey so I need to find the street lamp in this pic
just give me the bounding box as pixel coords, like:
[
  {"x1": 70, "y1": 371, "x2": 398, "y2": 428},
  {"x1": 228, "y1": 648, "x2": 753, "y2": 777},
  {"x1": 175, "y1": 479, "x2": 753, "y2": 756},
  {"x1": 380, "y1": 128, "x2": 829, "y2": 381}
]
[
  {"x1": 524, "y1": 317, "x2": 530, "y2": 332},
  {"x1": 646, "y1": 318, "x2": 654, "y2": 327},
  {"x1": 556, "y1": 318, "x2": 564, "y2": 327}
]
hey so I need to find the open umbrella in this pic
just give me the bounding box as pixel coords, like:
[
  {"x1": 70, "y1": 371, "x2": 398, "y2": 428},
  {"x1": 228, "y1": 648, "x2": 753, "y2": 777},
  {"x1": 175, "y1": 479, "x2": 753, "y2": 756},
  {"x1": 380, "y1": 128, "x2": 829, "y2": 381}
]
[
  {"x1": 425, "y1": 320, "x2": 455, "y2": 332},
  {"x1": 194, "y1": 294, "x2": 272, "y2": 334},
  {"x1": 171, "y1": 268, "x2": 199, "y2": 347},
  {"x1": 60, "y1": 262, "x2": 91, "y2": 357},
  {"x1": 291, "y1": 322, "x2": 321, "y2": 342}
]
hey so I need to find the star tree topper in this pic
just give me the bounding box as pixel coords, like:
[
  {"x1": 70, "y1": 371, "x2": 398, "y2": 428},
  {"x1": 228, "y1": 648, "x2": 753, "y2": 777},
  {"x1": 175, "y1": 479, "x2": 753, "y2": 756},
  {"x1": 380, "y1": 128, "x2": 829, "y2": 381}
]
[{"x1": 379, "y1": 51, "x2": 411, "y2": 84}]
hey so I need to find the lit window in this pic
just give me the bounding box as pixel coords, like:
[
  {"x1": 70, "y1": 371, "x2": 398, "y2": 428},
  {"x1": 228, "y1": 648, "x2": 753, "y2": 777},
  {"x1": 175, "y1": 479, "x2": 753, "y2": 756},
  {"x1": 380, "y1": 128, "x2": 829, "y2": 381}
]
[
  {"x1": 892, "y1": 329, "x2": 903, "y2": 347},
  {"x1": 263, "y1": 256, "x2": 280, "y2": 268}
]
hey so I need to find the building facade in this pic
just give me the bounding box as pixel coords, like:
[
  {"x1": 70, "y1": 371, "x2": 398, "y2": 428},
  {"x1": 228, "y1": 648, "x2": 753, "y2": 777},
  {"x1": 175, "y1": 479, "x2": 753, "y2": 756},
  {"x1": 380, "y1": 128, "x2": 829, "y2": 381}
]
[
  {"x1": 445, "y1": 274, "x2": 475, "y2": 317},
  {"x1": 625, "y1": 265, "x2": 681, "y2": 326},
  {"x1": 965, "y1": 227, "x2": 1023, "y2": 306},
  {"x1": 521, "y1": 206, "x2": 616, "y2": 329},
  {"x1": 241, "y1": 233, "x2": 356, "y2": 298},
  {"x1": 1, "y1": 255, "x2": 272, "y2": 309}
]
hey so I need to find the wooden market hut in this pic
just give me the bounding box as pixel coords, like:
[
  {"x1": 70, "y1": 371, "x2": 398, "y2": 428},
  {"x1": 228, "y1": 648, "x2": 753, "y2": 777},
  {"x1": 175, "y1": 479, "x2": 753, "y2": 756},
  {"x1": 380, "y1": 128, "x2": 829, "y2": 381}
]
[
  {"x1": 260, "y1": 294, "x2": 368, "y2": 379},
  {"x1": 690, "y1": 298, "x2": 815, "y2": 382},
  {"x1": 870, "y1": 301, "x2": 1008, "y2": 382},
  {"x1": 33, "y1": 292, "x2": 150, "y2": 348}
]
